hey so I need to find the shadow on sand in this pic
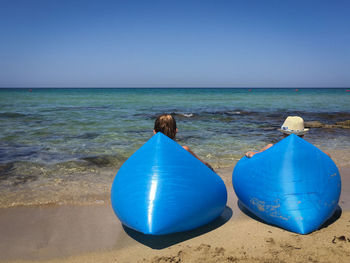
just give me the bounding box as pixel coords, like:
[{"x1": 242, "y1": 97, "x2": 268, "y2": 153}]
[
  {"x1": 237, "y1": 200, "x2": 342, "y2": 233},
  {"x1": 122, "y1": 206, "x2": 232, "y2": 249}
]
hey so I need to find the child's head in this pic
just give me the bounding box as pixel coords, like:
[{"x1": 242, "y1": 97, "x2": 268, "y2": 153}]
[{"x1": 154, "y1": 114, "x2": 177, "y2": 139}]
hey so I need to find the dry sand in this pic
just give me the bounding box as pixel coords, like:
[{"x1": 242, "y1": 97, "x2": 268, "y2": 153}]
[{"x1": 1, "y1": 168, "x2": 350, "y2": 263}]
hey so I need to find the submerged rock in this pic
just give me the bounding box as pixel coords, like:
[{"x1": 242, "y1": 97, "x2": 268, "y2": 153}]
[
  {"x1": 304, "y1": 120, "x2": 350, "y2": 129},
  {"x1": 304, "y1": 121, "x2": 324, "y2": 128},
  {"x1": 82, "y1": 155, "x2": 125, "y2": 167},
  {"x1": 335, "y1": 120, "x2": 350, "y2": 128},
  {"x1": 0, "y1": 163, "x2": 15, "y2": 180}
]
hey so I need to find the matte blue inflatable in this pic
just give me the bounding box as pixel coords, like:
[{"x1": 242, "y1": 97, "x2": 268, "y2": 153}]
[
  {"x1": 233, "y1": 134, "x2": 341, "y2": 234},
  {"x1": 111, "y1": 132, "x2": 227, "y2": 235}
]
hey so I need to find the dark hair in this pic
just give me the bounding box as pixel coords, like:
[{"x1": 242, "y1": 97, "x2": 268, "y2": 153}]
[{"x1": 154, "y1": 114, "x2": 177, "y2": 139}]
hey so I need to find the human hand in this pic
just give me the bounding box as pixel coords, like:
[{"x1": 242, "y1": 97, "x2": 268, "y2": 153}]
[{"x1": 245, "y1": 151, "x2": 256, "y2": 158}]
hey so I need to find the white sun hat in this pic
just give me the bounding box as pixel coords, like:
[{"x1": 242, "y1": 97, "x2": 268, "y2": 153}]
[{"x1": 278, "y1": 116, "x2": 309, "y2": 135}]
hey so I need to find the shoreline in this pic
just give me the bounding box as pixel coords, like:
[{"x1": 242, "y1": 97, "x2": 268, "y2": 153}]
[
  {"x1": 1, "y1": 153, "x2": 349, "y2": 209},
  {"x1": 1, "y1": 167, "x2": 350, "y2": 262}
]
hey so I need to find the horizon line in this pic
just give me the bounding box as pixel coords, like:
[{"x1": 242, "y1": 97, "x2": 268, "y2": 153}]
[{"x1": 1, "y1": 87, "x2": 349, "y2": 89}]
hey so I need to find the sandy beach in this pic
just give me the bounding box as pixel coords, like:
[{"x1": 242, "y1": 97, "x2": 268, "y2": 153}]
[
  {"x1": 1, "y1": 0, "x2": 350, "y2": 260},
  {"x1": 1, "y1": 167, "x2": 349, "y2": 263}
]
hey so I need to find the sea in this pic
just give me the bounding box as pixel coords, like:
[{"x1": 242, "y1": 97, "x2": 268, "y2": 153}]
[{"x1": 0, "y1": 88, "x2": 349, "y2": 207}]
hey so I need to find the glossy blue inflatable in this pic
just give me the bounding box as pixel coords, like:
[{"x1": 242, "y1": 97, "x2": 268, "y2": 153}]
[
  {"x1": 111, "y1": 132, "x2": 227, "y2": 235},
  {"x1": 233, "y1": 134, "x2": 341, "y2": 234}
]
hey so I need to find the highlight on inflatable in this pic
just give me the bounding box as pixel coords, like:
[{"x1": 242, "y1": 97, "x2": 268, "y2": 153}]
[
  {"x1": 233, "y1": 134, "x2": 341, "y2": 234},
  {"x1": 111, "y1": 132, "x2": 227, "y2": 235}
]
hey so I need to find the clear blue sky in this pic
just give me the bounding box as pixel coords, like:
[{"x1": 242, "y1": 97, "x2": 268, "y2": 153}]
[{"x1": 1, "y1": 0, "x2": 349, "y2": 88}]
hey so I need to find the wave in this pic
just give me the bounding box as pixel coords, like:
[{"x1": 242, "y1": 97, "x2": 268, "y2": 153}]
[
  {"x1": 39, "y1": 105, "x2": 113, "y2": 112},
  {"x1": 177, "y1": 113, "x2": 194, "y2": 118},
  {"x1": 226, "y1": 111, "x2": 242, "y2": 115}
]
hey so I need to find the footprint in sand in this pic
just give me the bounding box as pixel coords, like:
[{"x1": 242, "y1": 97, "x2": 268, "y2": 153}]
[
  {"x1": 265, "y1": 237, "x2": 275, "y2": 244},
  {"x1": 332, "y1": 235, "x2": 350, "y2": 243}
]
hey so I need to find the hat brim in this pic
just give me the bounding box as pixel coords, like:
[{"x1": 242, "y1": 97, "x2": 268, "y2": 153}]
[{"x1": 278, "y1": 128, "x2": 309, "y2": 135}]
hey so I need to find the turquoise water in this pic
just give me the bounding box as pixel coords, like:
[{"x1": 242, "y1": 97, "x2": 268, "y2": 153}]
[{"x1": 0, "y1": 88, "x2": 349, "y2": 206}]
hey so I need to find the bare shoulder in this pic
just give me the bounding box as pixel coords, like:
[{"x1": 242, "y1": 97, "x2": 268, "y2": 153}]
[
  {"x1": 182, "y1": 145, "x2": 190, "y2": 151},
  {"x1": 182, "y1": 145, "x2": 196, "y2": 156},
  {"x1": 263, "y1": 143, "x2": 274, "y2": 150}
]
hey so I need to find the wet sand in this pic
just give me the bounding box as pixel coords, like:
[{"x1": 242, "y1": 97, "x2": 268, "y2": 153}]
[{"x1": 1, "y1": 167, "x2": 350, "y2": 263}]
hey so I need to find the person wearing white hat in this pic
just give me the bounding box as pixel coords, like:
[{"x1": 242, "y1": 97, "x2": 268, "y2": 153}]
[
  {"x1": 245, "y1": 116, "x2": 330, "y2": 158},
  {"x1": 278, "y1": 116, "x2": 309, "y2": 136}
]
